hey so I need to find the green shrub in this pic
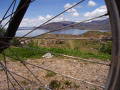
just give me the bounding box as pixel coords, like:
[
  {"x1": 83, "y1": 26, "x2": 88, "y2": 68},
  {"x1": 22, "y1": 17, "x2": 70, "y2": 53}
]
[
  {"x1": 99, "y1": 42, "x2": 112, "y2": 54},
  {"x1": 49, "y1": 80, "x2": 61, "y2": 89},
  {"x1": 21, "y1": 80, "x2": 29, "y2": 86},
  {"x1": 64, "y1": 80, "x2": 72, "y2": 86},
  {"x1": 45, "y1": 71, "x2": 56, "y2": 77}
]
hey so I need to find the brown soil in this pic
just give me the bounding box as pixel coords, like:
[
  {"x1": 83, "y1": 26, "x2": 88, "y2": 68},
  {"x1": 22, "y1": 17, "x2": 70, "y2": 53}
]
[{"x1": 0, "y1": 57, "x2": 109, "y2": 90}]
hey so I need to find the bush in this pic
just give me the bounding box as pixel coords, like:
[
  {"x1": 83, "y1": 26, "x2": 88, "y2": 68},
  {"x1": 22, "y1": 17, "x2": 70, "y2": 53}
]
[
  {"x1": 45, "y1": 71, "x2": 56, "y2": 77},
  {"x1": 49, "y1": 80, "x2": 61, "y2": 89},
  {"x1": 99, "y1": 41, "x2": 112, "y2": 54},
  {"x1": 64, "y1": 80, "x2": 72, "y2": 86}
]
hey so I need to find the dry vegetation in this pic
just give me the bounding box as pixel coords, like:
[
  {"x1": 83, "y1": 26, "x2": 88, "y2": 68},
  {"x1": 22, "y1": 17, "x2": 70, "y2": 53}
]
[{"x1": 0, "y1": 57, "x2": 109, "y2": 90}]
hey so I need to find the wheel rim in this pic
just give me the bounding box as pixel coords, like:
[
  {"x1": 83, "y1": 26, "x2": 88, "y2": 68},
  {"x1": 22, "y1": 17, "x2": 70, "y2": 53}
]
[{"x1": 105, "y1": 0, "x2": 120, "y2": 90}]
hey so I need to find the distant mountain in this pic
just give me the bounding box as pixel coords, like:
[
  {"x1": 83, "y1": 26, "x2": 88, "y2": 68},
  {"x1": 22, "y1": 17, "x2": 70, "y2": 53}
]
[{"x1": 39, "y1": 18, "x2": 111, "y2": 31}]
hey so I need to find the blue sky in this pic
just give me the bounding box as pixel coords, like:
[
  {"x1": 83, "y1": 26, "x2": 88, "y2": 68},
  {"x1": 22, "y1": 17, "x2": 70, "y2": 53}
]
[
  {"x1": 0, "y1": 0, "x2": 107, "y2": 27},
  {"x1": 26, "y1": 0, "x2": 106, "y2": 17}
]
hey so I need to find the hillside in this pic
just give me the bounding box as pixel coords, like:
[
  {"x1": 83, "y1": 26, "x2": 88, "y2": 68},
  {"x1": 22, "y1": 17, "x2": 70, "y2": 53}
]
[
  {"x1": 80, "y1": 31, "x2": 111, "y2": 38},
  {"x1": 37, "y1": 31, "x2": 112, "y2": 39},
  {"x1": 39, "y1": 18, "x2": 110, "y2": 31}
]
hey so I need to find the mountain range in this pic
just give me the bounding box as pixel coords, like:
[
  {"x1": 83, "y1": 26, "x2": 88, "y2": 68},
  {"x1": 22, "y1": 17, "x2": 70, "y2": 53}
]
[{"x1": 38, "y1": 18, "x2": 111, "y2": 31}]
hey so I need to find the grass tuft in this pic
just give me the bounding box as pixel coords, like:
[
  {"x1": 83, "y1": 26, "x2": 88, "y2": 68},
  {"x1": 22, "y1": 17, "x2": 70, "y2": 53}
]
[
  {"x1": 49, "y1": 80, "x2": 61, "y2": 89},
  {"x1": 45, "y1": 71, "x2": 56, "y2": 77}
]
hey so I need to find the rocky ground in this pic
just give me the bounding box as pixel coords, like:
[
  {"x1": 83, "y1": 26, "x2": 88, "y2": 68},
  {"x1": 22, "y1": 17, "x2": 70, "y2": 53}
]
[{"x1": 0, "y1": 57, "x2": 110, "y2": 90}]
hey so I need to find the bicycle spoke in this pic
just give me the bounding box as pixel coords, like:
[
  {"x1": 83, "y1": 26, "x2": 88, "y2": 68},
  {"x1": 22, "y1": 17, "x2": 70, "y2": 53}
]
[
  {"x1": 2, "y1": 52, "x2": 10, "y2": 89},
  {"x1": 7, "y1": 48, "x2": 48, "y2": 89},
  {"x1": 0, "y1": 62, "x2": 18, "y2": 89},
  {"x1": 0, "y1": 0, "x2": 16, "y2": 24},
  {"x1": 0, "y1": 0, "x2": 37, "y2": 23},
  {"x1": 1, "y1": 0, "x2": 16, "y2": 29},
  {"x1": 19, "y1": 13, "x2": 108, "y2": 42},
  {"x1": 61, "y1": 54, "x2": 111, "y2": 66},
  {"x1": 21, "y1": 61, "x2": 43, "y2": 85},
  {"x1": 18, "y1": 0, "x2": 87, "y2": 40},
  {"x1": 23, "y1": 61, "x2": 105, "y2": 88}
]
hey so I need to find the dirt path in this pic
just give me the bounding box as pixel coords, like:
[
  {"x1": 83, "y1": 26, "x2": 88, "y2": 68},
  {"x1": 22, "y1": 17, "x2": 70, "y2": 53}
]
[{"x1": 0, "y1": 57, "x2": 109, "y2": 90}]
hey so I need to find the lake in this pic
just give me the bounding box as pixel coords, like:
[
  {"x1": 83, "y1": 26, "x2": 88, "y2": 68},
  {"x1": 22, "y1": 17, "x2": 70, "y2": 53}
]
[{"x1": 16, "y1": 29, "x2": 109, "y2": 37}]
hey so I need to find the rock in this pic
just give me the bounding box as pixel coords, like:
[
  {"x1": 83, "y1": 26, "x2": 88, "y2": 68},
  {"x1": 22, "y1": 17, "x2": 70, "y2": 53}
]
[{"x1": 42, "y1": 53, "x2": 53, "y2": 59}]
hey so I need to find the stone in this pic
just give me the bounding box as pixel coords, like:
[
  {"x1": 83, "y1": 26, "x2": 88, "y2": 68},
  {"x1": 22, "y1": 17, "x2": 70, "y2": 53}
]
[{"x1": 42, "y1": 53, "x2": 53, "y2": 59}]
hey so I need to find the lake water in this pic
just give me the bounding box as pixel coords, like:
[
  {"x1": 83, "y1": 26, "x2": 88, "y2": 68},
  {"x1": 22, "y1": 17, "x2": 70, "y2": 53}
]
[{"x1": 16, "y1": 29, "x2": 109, "y2": 37}]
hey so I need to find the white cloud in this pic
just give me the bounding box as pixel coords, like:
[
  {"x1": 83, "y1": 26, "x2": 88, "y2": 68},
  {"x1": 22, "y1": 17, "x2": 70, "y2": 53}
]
[
  {"x1": 72, "y1": 12, "x2": 79, "y2": 16},
  {"x1": 84, "y1": 5, "x2": 107, "y2": 18},
  {"x1": 88, "y1": 0, "x2": 97, "y2": 7},
  {"x1": 38, "y1": 16, "x2": 46, "y2": 21},
  {"x1": 64, "y1": 3, "x2": 76, "y2": 12},
  {"x1": 46, "y1": 14, "x2": 52, "y2": 19},
  {"x1": 20, "y1": 14, "x2": 67, "y2": 27},
  {"x1": 64, "y1": 3, "x2": 80, "y2": 17}
]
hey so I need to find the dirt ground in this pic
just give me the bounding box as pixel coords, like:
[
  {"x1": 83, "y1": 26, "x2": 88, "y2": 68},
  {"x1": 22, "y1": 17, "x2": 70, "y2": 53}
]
[{"x1": 0, "y1": 57, "x2": 110, "y2": 90}]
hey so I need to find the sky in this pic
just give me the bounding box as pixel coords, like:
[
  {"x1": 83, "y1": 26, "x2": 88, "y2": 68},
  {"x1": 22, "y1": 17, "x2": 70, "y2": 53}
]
[{"x1": 0, "y1": 0, "x2": 107, "y2": 27}]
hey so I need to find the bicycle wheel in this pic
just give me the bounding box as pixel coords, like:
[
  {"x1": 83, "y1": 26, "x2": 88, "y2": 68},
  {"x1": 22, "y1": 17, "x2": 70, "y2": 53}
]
[{"x1": 0, "y1": 0, "x2": 120, "y2": 90}]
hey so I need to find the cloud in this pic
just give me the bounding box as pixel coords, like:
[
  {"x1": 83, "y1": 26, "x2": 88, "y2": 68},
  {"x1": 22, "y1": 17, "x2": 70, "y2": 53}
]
[
  {"x1": 64, "y1": 3, "x2": 76, "y2": 12},
  {"x1": 88, "y1": 0, "x2": 97, "y2": 7},
  {"x1": 64, "y1": 3, "x2": 80, "y2": 17},
  {"x1": 72, "y1": 12, "x2": 79, "y2": 17},
  {"x1": 84, "y1": 5, "x2": 107, "y2": 18},
  {"x1": 20, "y1": 14, "x2": 67, "y2": 27}
]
